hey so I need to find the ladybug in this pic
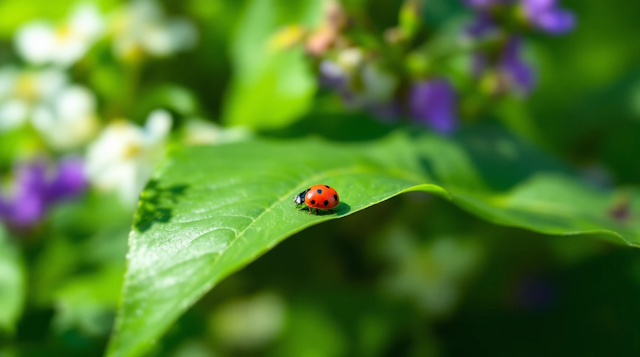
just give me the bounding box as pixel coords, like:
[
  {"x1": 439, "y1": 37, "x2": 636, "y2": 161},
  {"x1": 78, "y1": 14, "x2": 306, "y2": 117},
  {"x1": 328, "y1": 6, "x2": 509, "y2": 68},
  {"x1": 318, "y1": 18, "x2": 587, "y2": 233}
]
[{"x1": 293, "y1": 184, "x2": 340, "y2": 215}]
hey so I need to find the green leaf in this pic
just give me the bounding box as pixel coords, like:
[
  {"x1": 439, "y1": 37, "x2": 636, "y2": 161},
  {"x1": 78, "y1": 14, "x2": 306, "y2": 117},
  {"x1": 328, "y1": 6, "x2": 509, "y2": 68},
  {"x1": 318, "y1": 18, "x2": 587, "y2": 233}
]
[
  {"x1": 222, "y1": 0, "x2": 322, "y2": 130},
  {"x1": 107, "y1": 134, "x2": 448, "y2": 357},
  {"x1": 452, "y1": 175, "x2": 639, "y2": 245},
  {"x1": 0, "y1": 226, "x2": 26, "y2": 334},
  {"x1": 416, "y1": 128, "x2": 640, "y2": 245},
  {"x1": 108, "y1": 131, "x2": 640, "y2": 357}
]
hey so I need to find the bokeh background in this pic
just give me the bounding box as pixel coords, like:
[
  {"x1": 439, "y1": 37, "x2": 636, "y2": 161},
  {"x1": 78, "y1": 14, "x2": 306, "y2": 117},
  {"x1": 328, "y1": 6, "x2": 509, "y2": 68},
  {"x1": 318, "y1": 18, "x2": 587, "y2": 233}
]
[{"x1": 1, "y1": 0, "x2": 640, "y2": 356}]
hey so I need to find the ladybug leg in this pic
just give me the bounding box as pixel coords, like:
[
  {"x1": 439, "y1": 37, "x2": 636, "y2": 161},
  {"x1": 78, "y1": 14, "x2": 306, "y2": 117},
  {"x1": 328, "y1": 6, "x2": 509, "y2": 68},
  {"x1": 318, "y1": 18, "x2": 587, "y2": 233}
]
[
  {"x1": 327, "y1": 209, "x2": 334, "y2": 214},
  {"x1": 308, "y1": 207, "x2": 314, "y2": 215}
]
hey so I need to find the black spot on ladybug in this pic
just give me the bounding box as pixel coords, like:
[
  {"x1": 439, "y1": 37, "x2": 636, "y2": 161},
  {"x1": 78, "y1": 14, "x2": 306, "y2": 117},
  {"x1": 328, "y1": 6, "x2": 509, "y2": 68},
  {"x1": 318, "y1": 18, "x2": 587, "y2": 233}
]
[
  {"x1": 325, "y1": 185, "x2": 330, "y2": 188},
  {"x1": 324, "y1": 200, "x2": 328, "y2": 206},
  {"x1": 334, "y1": 194, "x2": 337, "y2": 201},
  {"x1": 317, "y1": 189, "x2": 322, "y2": 194},
  {"x1": 310, "y1": 200, "x2": 316, "y2": 205}
]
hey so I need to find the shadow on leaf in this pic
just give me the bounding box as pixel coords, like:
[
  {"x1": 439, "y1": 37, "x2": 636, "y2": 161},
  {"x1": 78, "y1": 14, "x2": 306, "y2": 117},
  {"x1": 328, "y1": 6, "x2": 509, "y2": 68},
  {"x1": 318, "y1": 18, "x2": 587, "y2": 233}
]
[
  {"x1": 297, "y1": 202, "x2": 351, "y2": 216},
  {"x1": 134, "y1": 180, "x2": 188, "y2": 232},
  {"x1": 334, "y1": 202, "x2": 351, "y2": 216}
]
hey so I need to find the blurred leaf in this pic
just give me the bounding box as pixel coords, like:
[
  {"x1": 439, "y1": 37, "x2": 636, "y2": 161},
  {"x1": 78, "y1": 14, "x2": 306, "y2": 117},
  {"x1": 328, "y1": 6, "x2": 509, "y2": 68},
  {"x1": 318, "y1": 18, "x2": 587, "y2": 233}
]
[
  {"x1": 0, "y1": 0, "x2": 119, "y2": 38},
  {"x1": 0, "y1": 127, "x2": 44, "y2": 169},
  {"x1": 417, "y1": 127, "x2": 640, "y2": 245},
  {"x1": 52, "y1": 265, "x2": 124, "y2": 337},
  {"x1": 208, "y1": 292, "x2": 285, "y2": 351},
  {"x1": 50, "y1": 192, "x2": 133, "y2": 233},
  {"x1": 531, "y1": 0, "x2": 640, "y2": 160},
  {"x1": 568, "y1": 70, "x2": 640, "y2": 183},
  {"x1": 274, "y1": 302, "x2": 347, "y2": 357},
  {"x1": 30, "y1": 229, "x2": 128, "y2": 307},
  {"x1": 79, "y1": 227, "x2": 131, "y2": 266},
  {"x1": 399, "y1": 0, "x2": 423, "y2": 39},
  {"x1": 222, "y1": 0, "x2": 322, "y2": 130},
  {"x1": 135, "y1": 85, "x2": 201, "y2": 119},
  {"x1": 0, "y1": 226, "x2": 25, "y2": 334},
  {"x1": 421, "y1": 0, "x2": 465, "y2": 27},
  {"x1": 108, "y1": 130, "x2": 640, "y2": 357},
  {"x1": 32, "y1": 195, "x2": 130, "y2": 306},
  {"x1": 452, "y1": 175, "x2": 639, "y2": 244},
  {"x1": 272, "y1": 290, "x2": 424, "y2": 357},
  {"x1": 31, "y1": 235, "x2": 78, "y2": 306}
]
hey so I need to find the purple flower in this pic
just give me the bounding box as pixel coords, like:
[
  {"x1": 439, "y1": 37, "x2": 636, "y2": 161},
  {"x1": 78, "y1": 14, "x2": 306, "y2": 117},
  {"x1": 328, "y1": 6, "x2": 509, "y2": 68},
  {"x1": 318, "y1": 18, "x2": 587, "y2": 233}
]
[
  {"x1": 0, "y1": 157, "x2": 87, "y2": 229},
  {"x1": 463, "y1": 0, "x2": 509, "y2": 10},
  {"x1": 472, "y1": 37, "x2": 535, "y2": 95},
  {"x1": 463, "y1": 0, "x2": 576, "y2": 35},
  {"x1": 319, "y1": 60, "x2": 348, "y2": 90},
  {"x1": 1, "y1": 163, "x2": 48, "y2": 228},
  {"x1": 45, "y1": 157, "x2": 87, "y2": 202},
  {"x1": 466, "y1": 12, "x2": 498, "y2": 38},
  {"x1": 500, "y1": 37, "x2": 535, "y2": 94},
  {"x1": 522, "y1": 0, "x2": 576, "y2": 34},
  {"x1": 409, "y1": 79, "x2": 458, "y2": 134},
  {"x1": 318, "y1": 59, "x2": 359, "y2": 108}
]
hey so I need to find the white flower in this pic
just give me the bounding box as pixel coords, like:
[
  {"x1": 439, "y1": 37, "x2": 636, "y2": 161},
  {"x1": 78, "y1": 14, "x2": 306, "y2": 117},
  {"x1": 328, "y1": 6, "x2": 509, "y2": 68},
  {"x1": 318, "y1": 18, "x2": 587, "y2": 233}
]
[
  {"x1": 337, "y1": 47, "x2": 365, "y2": 72},
  {"x1": 183, "y1": 119, "x2": 252, "y2": 146},
  {"x1": 15, "y1": 3, "x2": 104, "y2": 67},
  {"x1": 86, "y1": 110, "x2": 172, "y2": 207},
  {"x1": 32, "y1": 86, "x2": 99, "y2": 150},
  {"x1": 0, "y1": 66, "x2": 67, "y2": 132},
  {"x1": 0, "y1": 66, "x2": 99, "y2": 150},
  {"x1": 111, "y1": 0, "x2": 198, "y2": 61}
]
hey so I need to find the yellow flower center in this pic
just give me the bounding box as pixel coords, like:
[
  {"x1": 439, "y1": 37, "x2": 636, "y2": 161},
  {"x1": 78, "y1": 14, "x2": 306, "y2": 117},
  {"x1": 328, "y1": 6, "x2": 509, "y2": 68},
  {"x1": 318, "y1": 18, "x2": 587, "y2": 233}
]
[
  {"x1": 55, "y1": 24, "x2": 74, "y2": 42},
  {"x1": 15, "y1": 74, "x2": 38, "y2": 101},
  {"x1": 123, "y1": 144, "x2": 142, "y2": 159}
]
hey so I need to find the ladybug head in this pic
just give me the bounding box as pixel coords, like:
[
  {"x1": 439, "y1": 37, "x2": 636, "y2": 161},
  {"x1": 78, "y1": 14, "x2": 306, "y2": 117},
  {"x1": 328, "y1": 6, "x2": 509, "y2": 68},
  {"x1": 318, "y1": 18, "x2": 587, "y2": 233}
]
[{"x1": 293, "y1": 188, "x2": 309, "y2": 205}]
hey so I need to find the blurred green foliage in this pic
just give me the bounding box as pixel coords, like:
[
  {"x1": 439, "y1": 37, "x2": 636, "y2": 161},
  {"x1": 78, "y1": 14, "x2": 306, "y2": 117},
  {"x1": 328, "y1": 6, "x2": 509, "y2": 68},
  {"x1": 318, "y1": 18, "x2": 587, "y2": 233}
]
[
  {"x1": 223, "y1": 0, "x2": 322, "y2": 129},
  {"x1": 0, "y1": 226, "x2": 25, "y2": 334},
  {"x1": 1, "y1": 0, "x2": 640, "y2": 356}
]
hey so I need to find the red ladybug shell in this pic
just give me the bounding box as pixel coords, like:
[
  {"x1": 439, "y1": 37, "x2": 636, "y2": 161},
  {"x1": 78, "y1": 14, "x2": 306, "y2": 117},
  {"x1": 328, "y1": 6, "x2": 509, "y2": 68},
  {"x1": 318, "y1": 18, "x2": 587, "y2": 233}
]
[{"x1": 305, "y1": 184, "x2": 339, "y2": 209}]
